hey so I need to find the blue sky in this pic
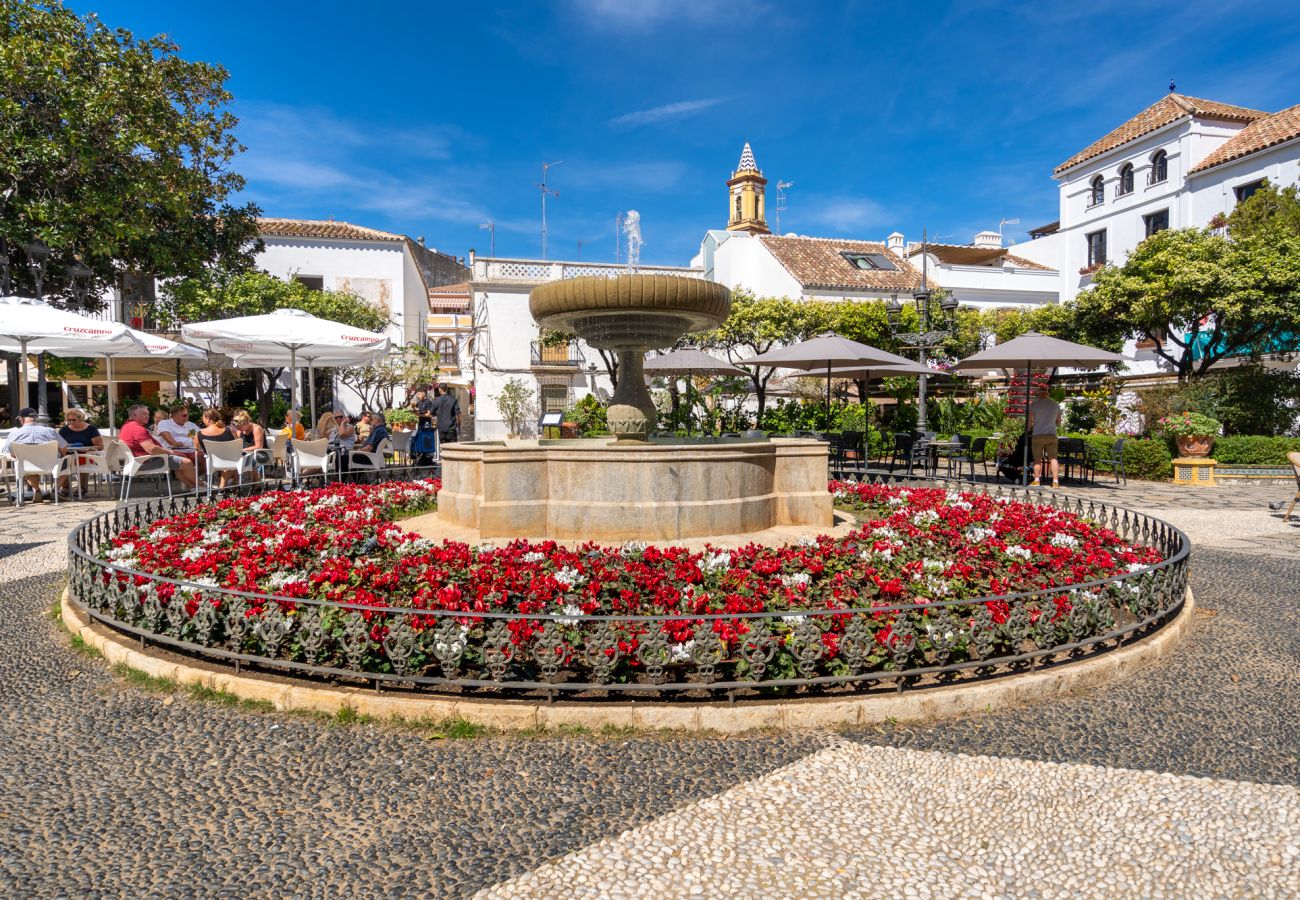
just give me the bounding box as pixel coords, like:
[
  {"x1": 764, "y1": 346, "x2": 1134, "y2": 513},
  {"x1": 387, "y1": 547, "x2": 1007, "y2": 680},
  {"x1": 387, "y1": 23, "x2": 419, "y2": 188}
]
[{"x1": 89, "y1": 0, "x2": 1300, "y2": 265}]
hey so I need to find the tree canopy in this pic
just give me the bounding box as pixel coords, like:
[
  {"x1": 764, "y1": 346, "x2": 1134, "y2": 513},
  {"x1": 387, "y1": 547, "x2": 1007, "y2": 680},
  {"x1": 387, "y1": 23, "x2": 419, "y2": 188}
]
[
  {"x1": 1081, "y1": 224, "x2": 1300, "y2": 377},
  {"x1": 161, "y1": 270, "x2": 391, "y2": 333},
  {"x1": 0, "y1": 0, "x2": 260, "y2": 306}
]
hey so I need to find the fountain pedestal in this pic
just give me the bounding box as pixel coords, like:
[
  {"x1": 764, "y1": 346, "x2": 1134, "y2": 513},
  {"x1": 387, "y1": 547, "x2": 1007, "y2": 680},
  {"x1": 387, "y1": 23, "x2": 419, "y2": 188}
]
[{"x1": 438, "y1": 438, "x2": 833, "y2": 541}]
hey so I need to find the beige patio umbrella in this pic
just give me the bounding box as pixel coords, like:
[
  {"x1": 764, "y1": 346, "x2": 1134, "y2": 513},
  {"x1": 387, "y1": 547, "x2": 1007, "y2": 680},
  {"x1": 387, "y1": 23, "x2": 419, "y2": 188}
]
[
  {"x1": 952, "y1": 331, "x2": 1122, "y2": 485},
  {"x1": 644, "y1": 348, "x2": 748, "y2": 435}
]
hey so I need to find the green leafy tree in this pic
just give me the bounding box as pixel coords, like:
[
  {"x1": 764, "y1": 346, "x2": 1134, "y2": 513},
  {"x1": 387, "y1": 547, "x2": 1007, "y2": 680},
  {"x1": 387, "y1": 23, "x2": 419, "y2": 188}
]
[
  {"x1": 1227, "y1": 181, "x2": 1300, "y2": 240},
  {"x1": 1079, "y1": 226, "x2": 1299, "y2": 377},
  {"x1": 162, "y1": 270, "x2": 393, "y2": 422},
  {"x1": 0, "y1": 0, "x2": 260, "y2": 305}
]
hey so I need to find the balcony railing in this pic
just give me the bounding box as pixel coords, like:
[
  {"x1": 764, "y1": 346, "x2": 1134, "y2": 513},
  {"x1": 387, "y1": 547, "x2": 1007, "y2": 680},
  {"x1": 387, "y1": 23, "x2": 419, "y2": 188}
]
[
  {"x1": 475, "y1": 257, "x2": 704, "y2": 284},
  {"x1": 530, "y1": 341, "x2": 584, "y2": 368}
]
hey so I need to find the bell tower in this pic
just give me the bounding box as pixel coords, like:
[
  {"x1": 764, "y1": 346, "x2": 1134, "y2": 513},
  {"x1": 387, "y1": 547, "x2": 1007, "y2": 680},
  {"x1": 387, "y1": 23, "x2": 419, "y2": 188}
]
[{"x1": 726, "y1": 142, "x2": 769, "y2": 235}]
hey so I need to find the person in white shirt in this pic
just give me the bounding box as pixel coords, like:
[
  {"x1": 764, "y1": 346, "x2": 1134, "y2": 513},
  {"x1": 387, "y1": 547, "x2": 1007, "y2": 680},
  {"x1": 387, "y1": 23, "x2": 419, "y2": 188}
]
[
  {"x1": 3, "y1": 407, "x2": 69, "y2": 501},
  {"x1": 154, "y1": 404, "x2": 200, "y2": 461},
  {"x1": 1027, "y1": 386, "x2": 1063, "y2": 489}
]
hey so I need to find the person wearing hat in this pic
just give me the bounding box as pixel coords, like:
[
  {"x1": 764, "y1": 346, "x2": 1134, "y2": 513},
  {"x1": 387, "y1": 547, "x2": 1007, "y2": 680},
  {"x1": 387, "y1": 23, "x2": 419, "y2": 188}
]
[{"x1": 2, "y1": 407, "x2": 70, "y2": 501}]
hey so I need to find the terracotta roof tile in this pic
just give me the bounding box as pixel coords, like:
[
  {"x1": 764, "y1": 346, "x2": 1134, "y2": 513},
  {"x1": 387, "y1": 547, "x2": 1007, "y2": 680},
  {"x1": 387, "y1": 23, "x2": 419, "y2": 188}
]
[
  {"x1": 1190, "y1": 104, "x2": 1300, "y2": 173},
  {"x1": 1054, "y1": 94, "x2": 1268, "y2": 175},
  {"x1": 257, "y1": 217, "x2": 405, "y2": 242},
  {"x1": 905, "y1": 243, "x2": 1057, "y2": 271},
  {"x1": 1003, "y1": 254, "x2": 1056, "y2": 272},
  {"x1": 759, "y1": 235, "x2": 929, "y2": 292}
]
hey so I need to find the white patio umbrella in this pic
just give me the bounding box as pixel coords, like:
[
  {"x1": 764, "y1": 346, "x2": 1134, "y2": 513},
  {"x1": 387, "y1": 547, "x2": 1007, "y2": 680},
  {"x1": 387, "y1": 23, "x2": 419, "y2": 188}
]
[
  {"x1": 0, "y1": 296, "x2": 140, "y2": 422},
  {"x1": 182, "y1": 309, "x2": 390, "y2": 431},
  {"x1": 952, "y1": 331, "x2": 1122, "y2": 486},
  {"x1": 230, "y1": 345, "x2": 388, "y2": 427},
  {"x1": 48, "y1": 327, "x2": 207, "y2": 434}
]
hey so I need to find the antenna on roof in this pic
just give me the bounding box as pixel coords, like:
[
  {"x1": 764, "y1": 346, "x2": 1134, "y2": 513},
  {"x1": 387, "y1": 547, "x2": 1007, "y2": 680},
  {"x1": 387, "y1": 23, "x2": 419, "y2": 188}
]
[
  {"x1": 537, "y1": 161, "x2": 562, "y2": 259},
  {"x1": 775, "y1": 181, "x2": 794, "y2": 234},
  {"x1": 1169, "y1": 79, "x2": 1176, "y2": 93},
  {"x1": 998, "y1": 217, "x2": 1020, "y2": 240}
]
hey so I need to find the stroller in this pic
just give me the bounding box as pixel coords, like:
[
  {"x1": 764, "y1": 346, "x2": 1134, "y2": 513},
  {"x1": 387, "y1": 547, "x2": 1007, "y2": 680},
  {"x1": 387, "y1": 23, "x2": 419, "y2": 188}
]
[{"x1": 411, "y1": 419, "x2": 439, "y2": 467}]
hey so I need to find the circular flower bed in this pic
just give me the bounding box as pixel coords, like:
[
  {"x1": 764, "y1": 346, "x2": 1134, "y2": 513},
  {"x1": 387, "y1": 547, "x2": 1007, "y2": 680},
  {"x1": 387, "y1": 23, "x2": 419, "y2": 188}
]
[{"x1": 84, "y1": 479, "x2": 1176, "y2": 690}]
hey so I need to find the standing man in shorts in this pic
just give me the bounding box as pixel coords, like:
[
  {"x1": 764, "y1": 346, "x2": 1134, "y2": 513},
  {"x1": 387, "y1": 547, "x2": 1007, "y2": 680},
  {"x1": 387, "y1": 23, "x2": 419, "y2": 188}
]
[{"x1": 1028, "y1": 385, "x2": 1062, "y2": 489}]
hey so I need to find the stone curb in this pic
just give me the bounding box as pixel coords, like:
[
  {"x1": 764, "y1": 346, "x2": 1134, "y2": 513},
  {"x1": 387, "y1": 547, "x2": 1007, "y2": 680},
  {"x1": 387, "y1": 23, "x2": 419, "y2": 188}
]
[{"x1": 61, "y1": 587, "x2": 1195, "y2": 733}]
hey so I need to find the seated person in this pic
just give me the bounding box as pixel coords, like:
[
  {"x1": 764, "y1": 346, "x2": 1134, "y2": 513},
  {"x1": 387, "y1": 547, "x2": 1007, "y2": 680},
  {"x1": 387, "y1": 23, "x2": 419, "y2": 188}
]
[
  {"x1": 196, "y1": 408, "x2": 241, "y2": 487},
  {"x1": 353, "y1": 412, "x2": 389, "y2": 464},
  {"x1": 280, "y1": 409, "x2": 306, "y2": 442},
  {"x1": 120, "y1": 403, "x2": 197, "y2": 490},
  {"x1": 231, "y1": 410, "x2": 270, "y2": 473},
  {"x1": 154, "y1": 404, "x2": 200, "y2": 464},
  {"x1": 60, "y1": 408, "x2": 105, "y2": 495},
  {"x1": 3, "y1": 407, "x2": 70, "y2": 501},
  {"x1": 327, "y1": 412, "x2": 357, "y2": 472}
]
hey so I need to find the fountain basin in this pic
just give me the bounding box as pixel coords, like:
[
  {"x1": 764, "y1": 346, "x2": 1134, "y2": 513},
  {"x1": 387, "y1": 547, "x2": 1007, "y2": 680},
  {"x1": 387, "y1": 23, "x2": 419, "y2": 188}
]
[{"x1": 437, "y1": 438, "x2": 833, "y2": 541}]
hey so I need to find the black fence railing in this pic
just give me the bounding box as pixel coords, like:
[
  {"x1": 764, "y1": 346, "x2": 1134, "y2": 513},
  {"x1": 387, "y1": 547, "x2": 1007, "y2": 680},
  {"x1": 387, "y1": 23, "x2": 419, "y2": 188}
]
[
  {"x1": 529, "y1": 341, "x2": 584, "y2": 368},
  {"x1": 66, "y1": 474, "x2": 1190, "y2": 702}
]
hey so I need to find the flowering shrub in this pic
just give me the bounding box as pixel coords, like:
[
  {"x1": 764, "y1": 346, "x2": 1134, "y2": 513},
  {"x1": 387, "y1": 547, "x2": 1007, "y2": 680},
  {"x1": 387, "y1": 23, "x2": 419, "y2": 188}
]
[
  {"x1": 92, "y1": 480, "x2": 1168, "y2": 685},
  {"x1": 1155, "y1": 411, "x2": 1222, "y2": 437}
]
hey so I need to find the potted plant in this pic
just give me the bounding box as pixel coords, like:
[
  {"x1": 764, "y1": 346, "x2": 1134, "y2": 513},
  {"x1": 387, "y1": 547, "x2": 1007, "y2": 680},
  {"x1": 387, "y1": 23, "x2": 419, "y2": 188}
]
[
  {"x1": 385, "y1": 408, "x2": 418, "y2": 432},
  {"x1": 1156, "y1": 411, "x2": 1221, "y2": 458},
  {"x1": 496, "y1": 377, "x2": 537, "y2": 439}
]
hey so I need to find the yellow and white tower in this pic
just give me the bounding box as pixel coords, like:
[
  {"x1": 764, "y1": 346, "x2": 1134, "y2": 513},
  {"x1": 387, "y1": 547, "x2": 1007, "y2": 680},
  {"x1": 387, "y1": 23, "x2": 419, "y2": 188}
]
[{"x1": 726, "y1": 142, "x2": 769, "y2": 234}]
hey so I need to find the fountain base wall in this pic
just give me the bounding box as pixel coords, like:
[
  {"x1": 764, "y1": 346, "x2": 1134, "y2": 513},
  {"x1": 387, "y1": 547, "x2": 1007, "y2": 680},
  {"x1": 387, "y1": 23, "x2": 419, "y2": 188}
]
[{"x1": 438, "y1": 438, "x2": 833, "y2": 541}]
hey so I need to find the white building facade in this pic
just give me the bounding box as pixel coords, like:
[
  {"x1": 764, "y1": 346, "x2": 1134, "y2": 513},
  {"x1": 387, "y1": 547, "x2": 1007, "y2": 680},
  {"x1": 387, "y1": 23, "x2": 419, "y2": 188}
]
[
  {"x1": 1011, "y1": 94, "x2": 1300, "y2": 302},
  {"x1": 468, "y1": 255, "x2": 706, "y2": 440}
]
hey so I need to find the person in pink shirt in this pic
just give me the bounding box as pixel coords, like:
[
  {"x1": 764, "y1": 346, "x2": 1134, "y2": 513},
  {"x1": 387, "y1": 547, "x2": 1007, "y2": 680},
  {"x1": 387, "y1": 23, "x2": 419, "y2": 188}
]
[{"x1": 119, "y1": 404, "x2": 197, "y2": 489}]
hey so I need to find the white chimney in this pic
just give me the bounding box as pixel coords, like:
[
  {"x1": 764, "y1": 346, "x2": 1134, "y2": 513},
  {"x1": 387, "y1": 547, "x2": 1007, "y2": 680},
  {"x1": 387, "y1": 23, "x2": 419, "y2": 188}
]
[
  {"x1": 973, "y1": 230, "x2": 1002, "y2": 249},
  {"x1": 886, "y1": 231, "x2": 905, "y2": 253}
]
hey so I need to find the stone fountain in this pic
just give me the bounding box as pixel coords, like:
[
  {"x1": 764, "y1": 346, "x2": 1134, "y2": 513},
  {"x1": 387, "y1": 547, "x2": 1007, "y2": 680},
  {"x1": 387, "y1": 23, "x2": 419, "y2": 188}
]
[
  {"x1": 435, "y1": 274, "x2": 833, "y2": 542},
  {"x1": 528, "y1": 274, "x2": 732, "y2": 440}
]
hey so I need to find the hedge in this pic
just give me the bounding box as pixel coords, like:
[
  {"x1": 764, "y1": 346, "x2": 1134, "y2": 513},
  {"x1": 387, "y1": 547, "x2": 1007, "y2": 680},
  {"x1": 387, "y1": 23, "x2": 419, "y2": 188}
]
[
  {"x1": 1062, "y1": 433, "x2": 1173, "y2": 481},
  {"x1": 1210, "y1": 436, "x2": 1300, "y2": 466}
]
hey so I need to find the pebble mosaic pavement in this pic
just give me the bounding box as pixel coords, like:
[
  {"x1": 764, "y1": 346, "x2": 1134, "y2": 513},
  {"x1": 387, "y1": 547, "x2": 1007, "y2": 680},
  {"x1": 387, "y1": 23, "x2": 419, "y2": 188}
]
[{"x1": 0, "y1": 482, "x2": 1297, "y2": 897}]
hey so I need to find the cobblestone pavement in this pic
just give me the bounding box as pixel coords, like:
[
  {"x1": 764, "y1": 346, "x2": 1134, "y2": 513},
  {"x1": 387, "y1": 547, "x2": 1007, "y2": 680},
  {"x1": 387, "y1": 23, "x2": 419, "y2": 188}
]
[
  {"x1": 1, "y1": 487, "x2": 1297, "y2": 897},
  {"x1": 482, "y1": 742, "x2": 1299, "y2": 899}
]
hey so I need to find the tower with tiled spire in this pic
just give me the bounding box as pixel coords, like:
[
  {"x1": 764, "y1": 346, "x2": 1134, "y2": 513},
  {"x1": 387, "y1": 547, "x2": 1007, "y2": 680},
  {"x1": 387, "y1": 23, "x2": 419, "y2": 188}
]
[{"x1": 726, "y1": 142, "x2": 769, "y2": 234}]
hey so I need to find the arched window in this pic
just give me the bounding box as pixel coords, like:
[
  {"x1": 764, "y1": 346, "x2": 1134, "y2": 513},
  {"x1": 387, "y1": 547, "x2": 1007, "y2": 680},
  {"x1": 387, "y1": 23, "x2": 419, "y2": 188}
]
[
  {"x1": 1089, "y1": 176, "x2": 1105, "y2": 207},
  {"x1": 1117, "y1": 163, "x2": 1134, "y2": 196},
  {"x1": 435, "y1": 337, "x2": 455, "y2": 364},
  {"x1": 1150, "y1": 150, "x2": 1168, "y2": 184}
]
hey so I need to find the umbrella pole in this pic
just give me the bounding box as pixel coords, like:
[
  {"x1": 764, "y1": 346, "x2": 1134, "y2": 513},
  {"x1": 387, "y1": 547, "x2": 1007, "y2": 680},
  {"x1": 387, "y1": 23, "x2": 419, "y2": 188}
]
[
  {"x1": 826, "y1": 361, "x2": 832, "y2": 432},
  {"x1": 308, "y1": 363, "x2": 317, "y2": 433},
  {"x1": 289, "y1": 348, "x2": 297, "y2": 439},
  {"x1": 19, "y1": 338, "x2": 29, "y2": 414},
  {"x1": 1022, "y1": 362, "x2": 1031, "y2": 487},
  {"x1": 107, "y1": 356, "x2": 116, "y2": 436}
]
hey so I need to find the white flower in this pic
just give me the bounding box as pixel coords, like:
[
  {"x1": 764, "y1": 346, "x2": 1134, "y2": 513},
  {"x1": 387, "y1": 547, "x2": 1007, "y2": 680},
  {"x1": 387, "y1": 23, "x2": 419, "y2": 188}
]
[
  {"x1": 1127, "y1": 561, "x2": 1148, "y2": 573},
  {"x1": 1050, "y1": 533, "x2": 1079, "y2": 549},
  {"x1": 434, "y1": 624, "x2": 469, "y2": 657},
  {"x1": 922, "y1": 558, "x2": 946, "y2": 572},
  {"x1": 395, "y1": 538, "x2": 435, "y2": 557},
  {"x1": 965, "y1": 526, "x2": 995, "y2": 542},
  {"x1": 669, "y1": 640, "x2": 696, "y2": 663},
  {"x1": 556, "y1": 603, "x2": 584, "y2": 624},
  {"x1": 702, "y1": 551, "x2": 732, "y2": 574},
  {"x1": 912, "y1": 509, "x2": 940, "y2": 525},
  {"x1": 553, "y1": 566, "x2": 584, "y2": 589},
  {"x1": 780, "y1": 613, "x2": 807, "y2": 624},
  {"x1": 620, "y1": 541, "x2": 649, "y2": 557},
  {"x1": 887, "y1": 495, "x2": 908, "y2": 508},
  {"x1": 521, "y1": 551, "x2": 546, "y2": 564},
  {"x1": 796, "y1": 536, "x2": 818, "y2": 548},
  {"x1": 872, "y1": 526, "x2": 898, "y2": 539},
  {"x1": 1005, "y1": 545, "x2": 1032, "y2": 560},
  {"x1": 180, "y1": 547, "x2": 206, "y2": 562},
  {"x1": 781, "y1": 572, "x2": 811, "y2": 589}
]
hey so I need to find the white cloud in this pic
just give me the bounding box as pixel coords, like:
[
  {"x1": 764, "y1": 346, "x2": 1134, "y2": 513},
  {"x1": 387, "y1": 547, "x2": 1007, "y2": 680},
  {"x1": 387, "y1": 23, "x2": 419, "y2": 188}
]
[
  {"x1": 573, "y1": 0, "x2": 755, "y2": 30},
  {"x1": 609, "y1": 98, "x2": 726, "y2": 128},
  {"x1": 797, "y1": 197, "x2": 893, "y2": 233}
]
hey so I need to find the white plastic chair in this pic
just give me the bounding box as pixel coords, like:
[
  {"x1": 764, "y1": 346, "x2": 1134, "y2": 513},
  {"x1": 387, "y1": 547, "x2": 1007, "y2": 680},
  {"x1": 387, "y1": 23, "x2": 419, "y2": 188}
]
[
  {"x1": 388, "y1": 430, "x2": 411, "y2": 465},
  {"x1": 117, "y1": 446, "x2": 174, "y2": 502},
  {"x1": 69, "y1": 438, "x2": 118, "y2": 498},
  {"x1": 203, "y1": 438, "x2": 257, "y2": 496},
  {"x1": 266, "y1": 433, "x2": 289, "y2": 478},
  {"x1": 349, "y1": 438, "x2": 393, "y2": 472},
  {"x1": 10, "y1": 441, "x2": 75, "y2": 507},
  {"x1": 291, "y1": 438, "x2": 333, "y2": 486}
]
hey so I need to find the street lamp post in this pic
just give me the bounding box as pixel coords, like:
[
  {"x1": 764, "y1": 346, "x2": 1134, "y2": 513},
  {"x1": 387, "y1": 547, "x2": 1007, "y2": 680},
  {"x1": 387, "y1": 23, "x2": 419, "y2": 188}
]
[
  {"x1": 23, "y1": 240, "x2": 51, "y2": 423},
  {"x1": 885, "y1": 230, "x2": 959, "y2": 433}
]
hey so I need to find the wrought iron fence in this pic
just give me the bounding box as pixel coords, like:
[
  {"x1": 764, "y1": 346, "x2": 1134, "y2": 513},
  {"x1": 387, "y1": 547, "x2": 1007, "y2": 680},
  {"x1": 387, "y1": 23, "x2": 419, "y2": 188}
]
[{"x1": 66, "y1": 474, "x2": 1190, "y2": 702}]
